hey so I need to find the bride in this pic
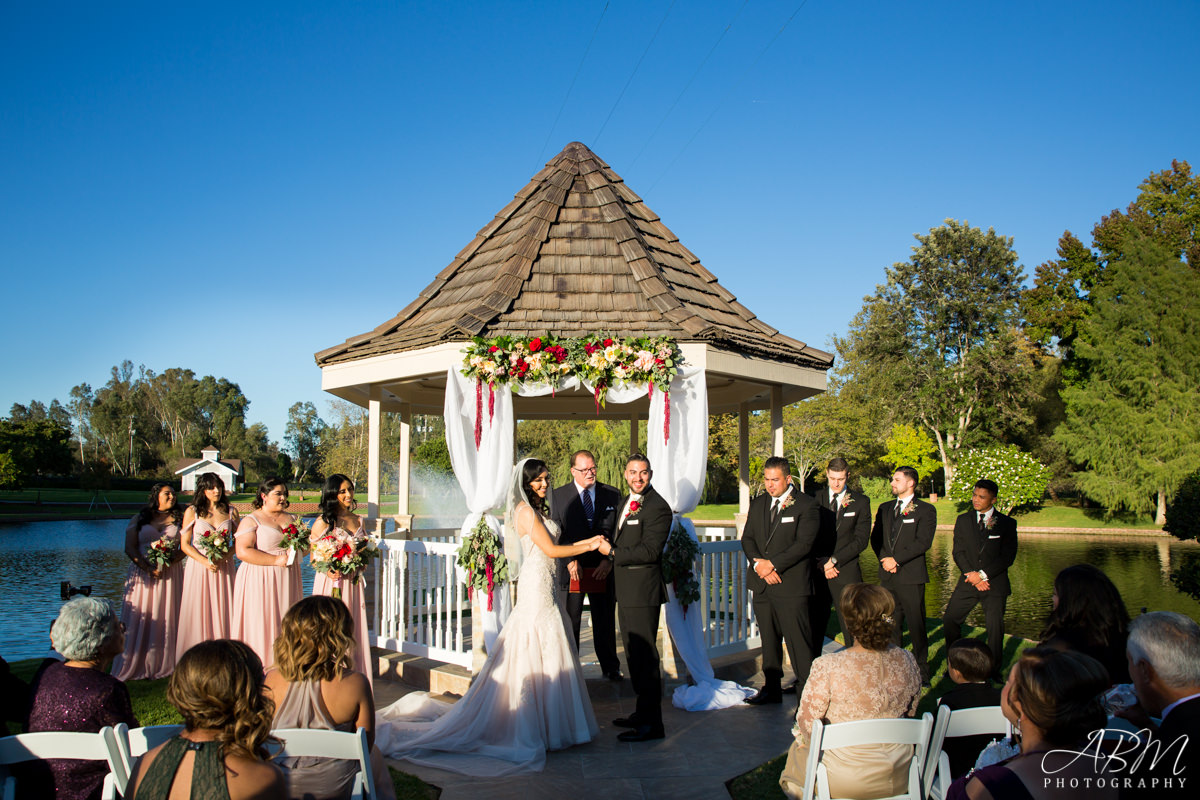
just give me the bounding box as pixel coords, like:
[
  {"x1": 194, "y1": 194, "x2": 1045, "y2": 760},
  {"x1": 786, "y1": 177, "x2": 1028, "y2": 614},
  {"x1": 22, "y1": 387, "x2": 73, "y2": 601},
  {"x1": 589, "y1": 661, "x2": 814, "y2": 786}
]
[{"x1": 376, "y1": 458, "x2": 606, "y2": 775}]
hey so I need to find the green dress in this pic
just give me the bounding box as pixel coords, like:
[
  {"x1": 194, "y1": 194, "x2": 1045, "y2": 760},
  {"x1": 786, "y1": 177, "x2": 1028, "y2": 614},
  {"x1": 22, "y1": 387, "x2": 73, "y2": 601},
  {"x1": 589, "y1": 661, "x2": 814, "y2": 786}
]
[{"x1": 133, "y1": 736, "x2": 231, "y2": 800}]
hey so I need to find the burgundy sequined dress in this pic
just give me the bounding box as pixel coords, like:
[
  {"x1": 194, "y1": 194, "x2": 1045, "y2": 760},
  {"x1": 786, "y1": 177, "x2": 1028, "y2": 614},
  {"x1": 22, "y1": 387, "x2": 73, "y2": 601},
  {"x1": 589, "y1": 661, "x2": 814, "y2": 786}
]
[{"x1": 25, "y1": 660, "x2": 138, "y2": 800}]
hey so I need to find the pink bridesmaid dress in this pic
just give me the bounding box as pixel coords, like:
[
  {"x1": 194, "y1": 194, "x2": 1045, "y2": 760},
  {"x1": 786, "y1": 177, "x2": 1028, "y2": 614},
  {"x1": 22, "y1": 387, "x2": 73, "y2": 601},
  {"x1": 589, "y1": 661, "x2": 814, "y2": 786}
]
[
  {"x1": 113, "y1": 523, "x2": 185, "y2": 681},
  {"x1": 175, "y1": 518, "x2": 237, "y2": 661},
  {"x1": 311, "y1": 525, "x2": 374, "y2": 688},
  {"x1": 232, "y1": 515, "x2": 303, "y2": 669}
]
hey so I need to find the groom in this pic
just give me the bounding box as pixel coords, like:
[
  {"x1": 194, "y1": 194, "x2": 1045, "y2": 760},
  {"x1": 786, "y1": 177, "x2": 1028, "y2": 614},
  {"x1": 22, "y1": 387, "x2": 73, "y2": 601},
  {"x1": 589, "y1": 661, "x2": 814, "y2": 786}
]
[{"x1": 598, "y1": 453, "x2": 671, "y2": 742}]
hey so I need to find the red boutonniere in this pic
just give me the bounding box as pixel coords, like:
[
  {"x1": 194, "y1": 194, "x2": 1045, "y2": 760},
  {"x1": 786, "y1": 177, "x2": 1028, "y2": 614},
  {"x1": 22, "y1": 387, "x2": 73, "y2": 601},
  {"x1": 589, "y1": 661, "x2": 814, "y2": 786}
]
[
  {"x1": 901, "y1": 503, "x2": 916, "y2": 516},
  {"x1": 780, "y1": 493, "x2": 796, "y2": 511},
  {"x1": 984, "y1": 514, "x2": 997, "y2": 530},
  {"x1": 839, "y1": 494, "x2": 853, "y2": 509},
  {"x1": 629, "y1": 501, "x2": 641, "y2": 514}
]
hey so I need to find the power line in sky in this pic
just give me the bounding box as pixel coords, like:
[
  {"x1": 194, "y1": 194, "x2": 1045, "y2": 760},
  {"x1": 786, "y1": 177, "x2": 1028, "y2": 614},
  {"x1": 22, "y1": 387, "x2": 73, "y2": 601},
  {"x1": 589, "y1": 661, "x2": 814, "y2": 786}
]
[
  {"x1": 538, "y1": 2, "x2": 610, "y2": 165},
  {"x1": 593, "y1": 0, "x2": 678, "y2": 147}
]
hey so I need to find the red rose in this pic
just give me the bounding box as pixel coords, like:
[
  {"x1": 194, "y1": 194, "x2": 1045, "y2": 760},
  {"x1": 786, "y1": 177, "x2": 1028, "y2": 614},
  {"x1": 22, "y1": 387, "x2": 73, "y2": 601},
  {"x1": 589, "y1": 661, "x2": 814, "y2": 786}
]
[
  {"x1": 488, "y1": 345, "x2": 498, "y2": 353},
  {"x1": 585, "y1": 344, "x2": 596, "y2": 354},
  {"x1": 655, "y1": 358, "x2": 664, "y2": 365},
  {"x1": 630, "y1": 501, "x2": 641, "y2": 513},
  {"x1": 529, "y1": 337, "x2": 542, "y2": 352},
  {"x1": 604, "y1": 338, "x2": 614, "y2": 347}
]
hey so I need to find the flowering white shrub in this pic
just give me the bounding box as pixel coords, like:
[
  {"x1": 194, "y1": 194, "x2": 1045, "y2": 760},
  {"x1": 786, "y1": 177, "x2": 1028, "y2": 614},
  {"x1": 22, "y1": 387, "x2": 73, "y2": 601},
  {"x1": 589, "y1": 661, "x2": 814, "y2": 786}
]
[{"x1": 949, "y1": 446, "x2": 1050, "y2": 514}]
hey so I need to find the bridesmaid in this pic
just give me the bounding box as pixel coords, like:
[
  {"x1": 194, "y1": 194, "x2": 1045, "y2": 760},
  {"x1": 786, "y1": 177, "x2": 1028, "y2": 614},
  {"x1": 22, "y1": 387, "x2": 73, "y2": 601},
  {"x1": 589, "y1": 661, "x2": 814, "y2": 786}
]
[
  {"x1": 309, "y1": 474, "x2": 374, "y2": 688},
  {"x1": 175, "y1": 472, "x2": 239, "y2": 661},
  {"x1": 113, "y1": 483, "x2": 185, "y2": 681},
  {"x1": 232, "y1": 476, "x2": 303, "y2": 669}
]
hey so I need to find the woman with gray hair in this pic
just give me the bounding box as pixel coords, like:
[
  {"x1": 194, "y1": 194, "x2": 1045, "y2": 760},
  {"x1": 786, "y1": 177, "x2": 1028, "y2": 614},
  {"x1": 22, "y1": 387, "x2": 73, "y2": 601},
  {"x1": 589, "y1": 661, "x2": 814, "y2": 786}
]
[{"x1": 24, "y1": 596, "x2": 139, "y2": 800}]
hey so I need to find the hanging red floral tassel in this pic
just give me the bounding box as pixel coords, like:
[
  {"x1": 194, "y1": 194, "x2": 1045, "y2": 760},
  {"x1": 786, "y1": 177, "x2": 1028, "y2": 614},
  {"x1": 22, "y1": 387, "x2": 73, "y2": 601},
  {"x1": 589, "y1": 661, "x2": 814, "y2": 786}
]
[
  {"x1": 594, "y1": 384, "x2": 602, "y2": 415},
  {"x1": 467, "y1": 569, "x2": 474, "y2": 602},
  {"x1": 488, "y1": 382, "x2": 496, "y2": 426},
  {"x1": 648, "y1": 383, "x2": 654, "y2": 401},
  {"x1": 664, "y1": 390, "x2": 671, "y2": 443},
  {"x1": 485, "y1": 556, "x2": 495, "y2": 611},
  {"x1": 474, "y1": 381, "x2": 483, "y2": 449}
]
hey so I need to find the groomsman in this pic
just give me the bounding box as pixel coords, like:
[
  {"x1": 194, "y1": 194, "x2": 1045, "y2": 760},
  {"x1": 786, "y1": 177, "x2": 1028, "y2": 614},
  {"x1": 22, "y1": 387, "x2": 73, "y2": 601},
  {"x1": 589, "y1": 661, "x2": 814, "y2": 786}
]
[
  {"x1": 551, "y1": 449, "x2": 622, "y2": 680},
  {"x1": 741, "y1": 457, "x2": 821, "y2": 705},
  {"x1": 941, "y1": 479, "x2": 1018, "y2": 676},
  {"x1": 597, "y1": 454, "x2": 671, "y2": 742},
  {"x1": 812, "y1": 457, "x2": 872, "y2": 648},
  {"x1": 870, "y1": 465, "x2": 936, "y2": 683}
]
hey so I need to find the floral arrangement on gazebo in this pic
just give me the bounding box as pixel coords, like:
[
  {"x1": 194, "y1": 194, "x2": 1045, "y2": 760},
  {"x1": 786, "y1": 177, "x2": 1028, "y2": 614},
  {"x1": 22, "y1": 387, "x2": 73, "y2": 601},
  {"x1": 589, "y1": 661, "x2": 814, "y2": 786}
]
[{"x1": 460, "y1": 333, "x2": 684, "y2": 445}]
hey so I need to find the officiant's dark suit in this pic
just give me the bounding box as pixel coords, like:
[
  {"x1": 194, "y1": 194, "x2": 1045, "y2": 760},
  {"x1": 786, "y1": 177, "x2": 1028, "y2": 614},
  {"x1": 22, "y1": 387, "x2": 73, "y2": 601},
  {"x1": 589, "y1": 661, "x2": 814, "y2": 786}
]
[
  {"x1": 741, "y1": 458, "x2": 821, "y2": 703},
  {"x1": 813, "y1": 481, "x2": 872, "y2": 648},
  {"x1": 870, "y1": 467, "x2": 937, "y2": 680},
  {"x1": 941, "y1": 481, "x2": 1018, "y2": 669},
  {"x1": 551, "y1": 468, "x2": 621, "y2": 679},
  {"x1": 608, "y1": 458, "x2": 672, "y2": 740}
]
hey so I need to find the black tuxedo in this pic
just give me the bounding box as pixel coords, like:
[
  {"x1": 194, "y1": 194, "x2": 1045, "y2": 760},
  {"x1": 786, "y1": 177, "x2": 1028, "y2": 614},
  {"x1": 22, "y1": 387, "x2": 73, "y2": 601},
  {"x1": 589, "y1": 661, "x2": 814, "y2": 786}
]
[
  {"x1": 611, "y1": 484, "x2": 671, "y2": 731},
  {"x1": 1120, "y1": 695, "x2": 1200, "y2": 799},
  {"x1": 870, "y1": 496, "x2": 937, "y2": 677},
  {"x1": 811, "y1": 487, "x2": 871, "y2": 647},
  {"x1": 551, "y1": 480, "x2": 621, "y2": 674},
  {"x1": 741, "y1": 486, "x2": 820, "y2": 694},
  {"x1": 941, "y1": 509, "x2": 1018, "y2": 667}
]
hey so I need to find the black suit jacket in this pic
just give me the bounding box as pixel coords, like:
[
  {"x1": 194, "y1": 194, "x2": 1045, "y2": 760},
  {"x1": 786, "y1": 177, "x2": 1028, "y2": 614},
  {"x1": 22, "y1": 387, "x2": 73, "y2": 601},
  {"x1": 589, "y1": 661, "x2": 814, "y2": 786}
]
[
  {"x1": 815, "y1": 488, "x2": 872, "y2": 571},
  {"x1": 741, "y1": 487, "x2": 821, "y2": 598},
  {"x1": 870, "y1": 497, "x2": 937, "y2": 586},
  {"x1": 611, "y1": 484, "x2": 671, "y2": 608},
  {"x1": 951, "y1": 510, "x2": 1018, "y2": 596},
  {"x1": 551, "y1": 481, "x2": 620, "y2": 584}
]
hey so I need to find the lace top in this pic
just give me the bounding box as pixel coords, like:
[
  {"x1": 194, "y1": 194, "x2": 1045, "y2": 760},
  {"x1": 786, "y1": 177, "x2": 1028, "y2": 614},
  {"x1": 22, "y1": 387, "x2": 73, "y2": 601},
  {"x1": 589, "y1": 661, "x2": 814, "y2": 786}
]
[
  {"x1": 515, "y1": 509, "x2": 559, "y2": 613},
  {"x1": 793, "y1": 646, "x2": 921, "y2": 744}
]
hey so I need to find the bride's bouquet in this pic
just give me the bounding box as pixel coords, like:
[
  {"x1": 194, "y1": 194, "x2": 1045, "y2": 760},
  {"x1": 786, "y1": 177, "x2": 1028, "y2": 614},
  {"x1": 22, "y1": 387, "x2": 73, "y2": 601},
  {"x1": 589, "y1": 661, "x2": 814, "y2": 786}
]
[
  {"x1": 145, "y1": 534, "x2": 178, "y2": 572},
  {"x1": 311, "y1": 529, "x2": 379, "y2": 598},
  {"x1": 456, "y1": 517, "x2": 509, "y2": 611},
  {"x1": 196, "y1": 525, "x2": 232, "y2": 566},
  {"x1": 279, "y1": 517, "x2": 311, "y2": 566}
]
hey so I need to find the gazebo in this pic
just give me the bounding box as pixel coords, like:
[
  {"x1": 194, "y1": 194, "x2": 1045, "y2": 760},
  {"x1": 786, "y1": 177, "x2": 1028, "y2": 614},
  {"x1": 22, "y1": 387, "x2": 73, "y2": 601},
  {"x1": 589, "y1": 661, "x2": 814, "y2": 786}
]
[{"x1": 315, "y1": 141, "x2": 833, "y2": 525}]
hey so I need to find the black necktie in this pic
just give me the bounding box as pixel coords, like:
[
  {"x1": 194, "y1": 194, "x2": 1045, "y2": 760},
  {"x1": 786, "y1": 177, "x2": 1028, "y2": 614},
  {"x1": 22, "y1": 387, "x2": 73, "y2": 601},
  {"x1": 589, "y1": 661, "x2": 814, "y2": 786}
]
[
  {"x1": 581, "y1": 488, "x2": 594, "y2": 528},
  {"x1": 830, "y1": 493, "x2": 839, "y2": 512},
  {"x1": 978, "y1": 512, "x2": 986, "y2": 532},
  {"x1": 770, "y1": 499, "x2": 781, "y2": 525}
]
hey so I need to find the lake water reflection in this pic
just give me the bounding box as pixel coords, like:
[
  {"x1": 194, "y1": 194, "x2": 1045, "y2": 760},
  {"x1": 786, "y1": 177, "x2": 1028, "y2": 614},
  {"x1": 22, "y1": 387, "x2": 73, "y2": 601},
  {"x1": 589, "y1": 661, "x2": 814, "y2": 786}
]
[{"x1": 2, "y1": 519, "x2": 1198, "y2": 662}]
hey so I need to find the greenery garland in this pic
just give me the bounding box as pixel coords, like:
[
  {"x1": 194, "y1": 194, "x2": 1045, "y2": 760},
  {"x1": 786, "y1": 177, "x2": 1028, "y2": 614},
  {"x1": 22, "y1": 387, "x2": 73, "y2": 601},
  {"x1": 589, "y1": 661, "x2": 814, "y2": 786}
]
[
  {"x1": 661, "y1": 518, "x2": 700, "y2": 616},
  {"x1": 456, "y1": 516, "x2": 509, "y2": 611}
]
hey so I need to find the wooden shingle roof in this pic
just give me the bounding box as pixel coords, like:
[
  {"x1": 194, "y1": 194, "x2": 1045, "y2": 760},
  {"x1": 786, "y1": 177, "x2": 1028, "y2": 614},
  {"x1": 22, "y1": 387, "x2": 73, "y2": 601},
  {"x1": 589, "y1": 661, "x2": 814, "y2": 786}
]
[{"x1": 315, "y1": 142, "x2": 832, "y2": 369}]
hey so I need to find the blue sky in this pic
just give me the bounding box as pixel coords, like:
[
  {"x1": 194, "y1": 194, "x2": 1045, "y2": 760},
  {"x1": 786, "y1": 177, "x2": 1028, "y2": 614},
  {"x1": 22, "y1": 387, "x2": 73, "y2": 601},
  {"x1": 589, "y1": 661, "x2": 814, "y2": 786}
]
[{"x1": 3, "y1": 1, "x2": 1197, "y2": 444}]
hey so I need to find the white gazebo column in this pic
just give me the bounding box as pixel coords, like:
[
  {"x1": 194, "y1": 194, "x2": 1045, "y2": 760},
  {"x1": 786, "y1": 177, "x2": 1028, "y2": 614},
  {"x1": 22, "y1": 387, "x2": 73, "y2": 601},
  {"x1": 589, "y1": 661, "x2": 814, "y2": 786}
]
[
  {"x1": 738, "y1": 401, "x2": 750, "y2": 515},
  {"x1": 397, "y1": 404, "x2": 411, "y2": 516},
  {"x1": 367, "y1": 385, "x2": 382, "y2": 528},
  {"x1": 770, "y1": 384, "x2": 784, "y2": 457}
]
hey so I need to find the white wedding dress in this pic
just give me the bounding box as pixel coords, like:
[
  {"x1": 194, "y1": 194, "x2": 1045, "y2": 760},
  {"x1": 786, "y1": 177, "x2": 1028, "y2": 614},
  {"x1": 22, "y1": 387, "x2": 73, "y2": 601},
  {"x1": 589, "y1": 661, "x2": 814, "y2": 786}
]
[{"x1": 375, "y1": 512, "x2": 598, "y2": 775}]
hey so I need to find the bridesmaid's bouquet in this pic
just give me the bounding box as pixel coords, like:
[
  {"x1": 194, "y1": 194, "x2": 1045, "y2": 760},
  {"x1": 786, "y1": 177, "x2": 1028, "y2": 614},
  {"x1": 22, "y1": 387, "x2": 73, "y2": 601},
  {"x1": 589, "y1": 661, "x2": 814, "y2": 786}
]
[
  {"x1": 197, "y1": 526, "x2": 232, "y2": 566},
  {"x1": 311, "y1": 530, "x2": 379, "y2": 598},
  {"x1": 145, "y1": 535, "x2": 178, "y2": 572},
  {"x1": 279, "y1": 517, "x2": 311, "y2": 566}
]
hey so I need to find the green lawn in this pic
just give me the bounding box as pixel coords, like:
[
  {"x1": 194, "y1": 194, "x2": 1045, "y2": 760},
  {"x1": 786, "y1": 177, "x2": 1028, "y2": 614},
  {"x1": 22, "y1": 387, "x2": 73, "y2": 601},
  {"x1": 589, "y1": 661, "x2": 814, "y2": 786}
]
[
  {"x1": 5, "y1": 658, "x2": 440, "y2": 798},
  {"x1": 691, "y1": 498, "x2": 1159, "y2": 530},
  {"x1": 726, "y1": 620, "x2": 1035, "y2": 800}
]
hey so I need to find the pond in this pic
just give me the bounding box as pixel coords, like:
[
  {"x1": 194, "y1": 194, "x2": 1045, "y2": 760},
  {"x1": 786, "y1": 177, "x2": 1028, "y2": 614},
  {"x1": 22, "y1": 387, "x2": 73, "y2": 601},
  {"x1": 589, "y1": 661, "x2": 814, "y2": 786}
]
[{"x1": 2, "y1": 519, "x2": 1198, "y2": 662}]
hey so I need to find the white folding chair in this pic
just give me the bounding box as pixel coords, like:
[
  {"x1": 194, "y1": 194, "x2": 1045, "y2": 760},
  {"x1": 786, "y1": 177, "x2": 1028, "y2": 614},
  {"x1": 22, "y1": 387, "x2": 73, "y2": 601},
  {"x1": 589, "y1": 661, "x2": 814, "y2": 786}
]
[
  {"x1": 801, "y1": 712, "x2": 934, "y2": 800},
  {"x1": 109, "y1": 723, "x2": 186, "y2": 796},
  {"x1": 0, "y1": 727, "x2": 123, "y2": 800},
  {"x1": 924, "y1": 704, "x2": 1011, "y2": 800},
  {"x1": 272, "y1": 727, "x2": 376, "y2": 800}
]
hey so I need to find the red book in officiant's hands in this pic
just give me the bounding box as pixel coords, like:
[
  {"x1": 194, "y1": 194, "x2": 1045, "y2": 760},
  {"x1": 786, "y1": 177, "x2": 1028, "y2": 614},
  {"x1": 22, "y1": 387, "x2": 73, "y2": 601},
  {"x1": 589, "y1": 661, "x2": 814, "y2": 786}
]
[{"x1": 569, "y1": 567, "x2": 608, "y2": 594}]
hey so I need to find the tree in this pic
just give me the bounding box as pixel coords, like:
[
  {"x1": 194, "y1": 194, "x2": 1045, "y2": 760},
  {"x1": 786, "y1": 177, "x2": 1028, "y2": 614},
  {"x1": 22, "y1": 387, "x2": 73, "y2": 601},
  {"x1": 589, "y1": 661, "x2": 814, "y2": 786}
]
[
  {"x1": 284, "y1": 401, "x2": 326, "y2": 483},
  {"x1": 1056, "y1": 233, "x2": 1200, "y2": 523},
  {"x1": 835, "y1": 219, "x2": 1035, "y2": 490},
  {"x1": 0, "y1": 417, "x2": 73, "y2": 478},
  {"x1": 949, "y1": 446, "x2": 1051, "y2": 514},
  {"x1": 0, "y1": 452, "x2": 20, "y2": 488},
  {"x1": 319, "y1": 400, "x2": 369, "y2": 485},
  {"x1": 881, "y1": 423, "x2": 941, "y2": 483},
  {"x1": 1165, "y1": 471, "x2": 1200, "y2": 603}
]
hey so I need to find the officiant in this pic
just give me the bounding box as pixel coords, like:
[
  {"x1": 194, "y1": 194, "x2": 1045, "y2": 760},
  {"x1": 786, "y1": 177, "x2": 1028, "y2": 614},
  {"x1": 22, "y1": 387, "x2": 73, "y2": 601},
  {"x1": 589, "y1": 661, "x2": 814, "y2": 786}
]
[{"x1": 552, "y1": 449, "x2": 623, "y2": 681}]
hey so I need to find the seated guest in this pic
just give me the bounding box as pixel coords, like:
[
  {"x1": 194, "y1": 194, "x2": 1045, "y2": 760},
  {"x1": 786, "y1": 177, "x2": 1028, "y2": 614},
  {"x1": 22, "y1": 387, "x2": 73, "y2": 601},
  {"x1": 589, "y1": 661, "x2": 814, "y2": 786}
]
[
  {"x1": 947, "y1": 647, "x2": 1116, "y2": 800},
  {"x1": 1118, "y1": 611, "x2": 1200, "y2": 795},
  {"x1": 128, "y1": 639, "x2": 285, "y2": 800},
  {"x1": 264, "y1": 596, "x2": 396, "y2": 800},
  {"x1": 1039, "y1": 563, "x2": 1130, "y2": 684},
  {"x1": 779, "y1": 583, "x2": 921, "y2": 800},
  {"x1": 938, "y1": 639, "x2": 1003, "y2": 780},
  {"x1": 24, "y1": 597, "x2": 138, "y2": 800}
]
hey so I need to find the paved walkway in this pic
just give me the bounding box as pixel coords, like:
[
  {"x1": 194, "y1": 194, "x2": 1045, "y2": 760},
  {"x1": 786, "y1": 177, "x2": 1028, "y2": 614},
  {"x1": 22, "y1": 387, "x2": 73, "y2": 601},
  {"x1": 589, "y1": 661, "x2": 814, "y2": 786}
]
[{"x1": 374, "y1": 627, "x2": 799, "y2": 800}]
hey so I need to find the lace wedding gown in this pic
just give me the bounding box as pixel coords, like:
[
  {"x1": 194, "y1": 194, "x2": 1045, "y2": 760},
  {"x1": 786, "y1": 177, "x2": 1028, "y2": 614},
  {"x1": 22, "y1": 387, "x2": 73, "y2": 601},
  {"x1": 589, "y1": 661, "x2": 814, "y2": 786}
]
[{"x1": 376, "y1": 516, "x2": 598, "y2": 775}]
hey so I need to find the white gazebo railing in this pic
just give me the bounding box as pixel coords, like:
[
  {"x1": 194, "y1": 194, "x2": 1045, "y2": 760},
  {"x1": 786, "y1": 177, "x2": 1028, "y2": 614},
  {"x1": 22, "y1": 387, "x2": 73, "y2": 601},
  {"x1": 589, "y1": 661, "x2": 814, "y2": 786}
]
[{"x1": 370, "y1": 523, "x2": 758, "y2": 670}]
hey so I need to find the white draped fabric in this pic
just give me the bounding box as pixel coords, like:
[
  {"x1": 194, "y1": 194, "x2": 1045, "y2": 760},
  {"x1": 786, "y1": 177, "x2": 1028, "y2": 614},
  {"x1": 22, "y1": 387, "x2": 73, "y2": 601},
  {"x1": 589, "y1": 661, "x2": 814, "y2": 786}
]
[
  {"x1": 443, "y1": 364, "x2": 751, "y2": 709},
  {"x1": 444, "y1": 370, "x2": 514, "y2": 654}
]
